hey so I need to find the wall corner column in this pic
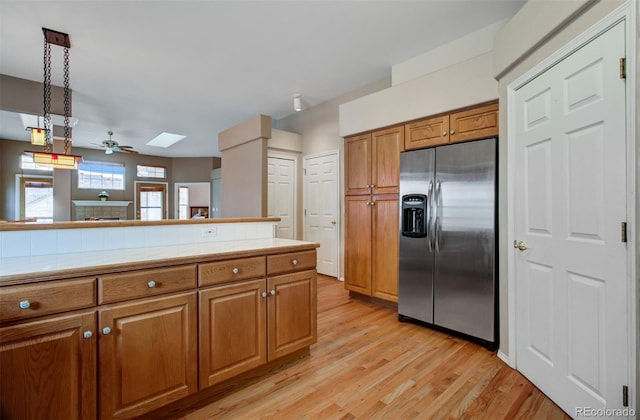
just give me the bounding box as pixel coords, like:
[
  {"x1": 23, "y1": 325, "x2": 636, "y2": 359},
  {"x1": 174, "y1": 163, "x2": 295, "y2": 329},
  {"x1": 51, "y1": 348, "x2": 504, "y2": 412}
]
[{"x1": 218, "y1": 115, "x2": 271, "y2": 217}]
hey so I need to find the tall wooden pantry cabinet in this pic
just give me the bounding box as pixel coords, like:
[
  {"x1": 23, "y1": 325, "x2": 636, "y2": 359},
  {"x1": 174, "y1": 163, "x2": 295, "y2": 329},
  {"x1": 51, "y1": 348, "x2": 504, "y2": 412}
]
[{"x1": 344, "y1": 125, "x2": 402, "y2": 302}]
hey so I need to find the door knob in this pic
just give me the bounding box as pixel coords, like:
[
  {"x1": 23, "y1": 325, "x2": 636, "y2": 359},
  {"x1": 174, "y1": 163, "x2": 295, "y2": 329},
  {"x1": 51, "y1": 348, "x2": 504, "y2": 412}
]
[{"x1": 513, "y1": 240, "x2": 528, "y2": 251}]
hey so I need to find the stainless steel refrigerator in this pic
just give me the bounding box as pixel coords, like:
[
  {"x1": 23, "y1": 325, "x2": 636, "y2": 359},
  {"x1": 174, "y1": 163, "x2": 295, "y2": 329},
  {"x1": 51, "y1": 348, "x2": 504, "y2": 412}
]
[{"x1": 398, "y1": 138, "x2": 497, "y2": 349}]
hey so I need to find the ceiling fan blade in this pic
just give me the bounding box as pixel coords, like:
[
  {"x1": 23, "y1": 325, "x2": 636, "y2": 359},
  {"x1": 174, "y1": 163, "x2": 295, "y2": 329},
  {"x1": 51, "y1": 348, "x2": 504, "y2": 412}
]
[{"x1": 117, "y1": 148, "x2": 139, "y2": 154}]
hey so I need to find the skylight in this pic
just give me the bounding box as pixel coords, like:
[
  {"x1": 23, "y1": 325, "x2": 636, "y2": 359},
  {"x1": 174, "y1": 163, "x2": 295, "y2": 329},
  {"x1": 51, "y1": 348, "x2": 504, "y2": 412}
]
[{"x1": 146, "y1": 132, "x2": 186, "y2": 148}]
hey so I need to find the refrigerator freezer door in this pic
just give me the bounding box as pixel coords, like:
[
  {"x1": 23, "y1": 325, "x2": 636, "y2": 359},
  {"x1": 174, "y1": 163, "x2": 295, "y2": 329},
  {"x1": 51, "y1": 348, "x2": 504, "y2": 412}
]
[
  {"x1": 398, "y1": 148, "x2": 435, "y2": 323},
  {"x1": 433, "y1": 138, "x2": 496, "y2": 342}
]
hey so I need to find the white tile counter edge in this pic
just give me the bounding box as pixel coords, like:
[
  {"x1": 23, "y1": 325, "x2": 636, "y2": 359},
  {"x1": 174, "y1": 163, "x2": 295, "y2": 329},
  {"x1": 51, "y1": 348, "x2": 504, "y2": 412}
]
[
  {"x1": 0, "y1": 222, "x2": 276, "y2": 259},
  {"x1": 0, "y1": 237, "x2": 316, "y2": 278}
]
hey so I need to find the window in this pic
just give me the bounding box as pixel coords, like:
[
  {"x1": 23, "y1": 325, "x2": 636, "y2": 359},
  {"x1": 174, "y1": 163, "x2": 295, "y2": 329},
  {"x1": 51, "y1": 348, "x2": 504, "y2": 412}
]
[
  {"x1": 20, "y1": 153, "x2": 53, "y2": 171},
  {"x1": 78, "y1": 161, "x2": 125, "y2": 190},
  {"x1": 178, "y1": 186, "x2": 189, "y2": 220},
  {"x1": 137, "y1": 165, "x2": 166, "y2": 179}
]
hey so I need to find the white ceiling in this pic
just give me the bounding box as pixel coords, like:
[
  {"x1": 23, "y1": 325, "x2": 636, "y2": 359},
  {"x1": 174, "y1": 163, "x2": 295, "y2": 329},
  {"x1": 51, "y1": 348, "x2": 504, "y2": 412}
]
[{"x1": 0, "y1": 0, "x2": 524, "y2": 158}]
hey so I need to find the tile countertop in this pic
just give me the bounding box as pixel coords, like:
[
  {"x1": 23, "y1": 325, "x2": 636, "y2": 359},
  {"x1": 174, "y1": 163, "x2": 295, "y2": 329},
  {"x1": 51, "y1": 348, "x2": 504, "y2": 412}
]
[{"x1": 0, "y1": 238, "x2": 319, "y2": 285}]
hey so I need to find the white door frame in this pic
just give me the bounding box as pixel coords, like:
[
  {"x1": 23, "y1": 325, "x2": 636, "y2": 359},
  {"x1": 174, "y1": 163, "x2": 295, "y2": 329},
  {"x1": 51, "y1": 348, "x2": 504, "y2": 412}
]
[
  {"x1": 133, "y1": 181, "x2": 169, "y2": 220},
  {"x1": 303, "y1": 150, "x2": 340, "y2": 277},
  {"x1": 174, "y1": 182, "x2": 211, "y2": 219},
  {"x1": 268, "y1": 152, "x2": 298, "y2": 239},
  {"x1": 506, "y1": 0, "x2": 636, "y2": 407}
]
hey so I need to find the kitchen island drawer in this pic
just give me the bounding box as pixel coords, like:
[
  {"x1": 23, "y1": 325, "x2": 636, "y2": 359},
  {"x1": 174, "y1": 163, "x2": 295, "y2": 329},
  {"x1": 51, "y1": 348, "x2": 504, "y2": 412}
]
[
  {"x1": 199, "y1": 256, "x2": 265, "y2": 286},
  {"x1": 98, "y1": 264, "x2": 197, "y2": 304},
  {"x1": 267, "y1": 250, "x2": 316, "y2": 275},
  {"x1": 0, "y1": 277, "x2": 96, "y2": 323}
]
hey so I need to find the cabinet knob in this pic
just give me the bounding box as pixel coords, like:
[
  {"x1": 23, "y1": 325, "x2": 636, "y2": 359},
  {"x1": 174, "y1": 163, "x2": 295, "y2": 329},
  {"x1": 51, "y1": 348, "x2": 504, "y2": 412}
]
[
  {"x1": 102, "y1": 327, "x2": 112, "y2": 335},
  {"x1": 83, "y1": 331, "x2": 93, "y2": 339},
  {"x1": 147, "y1": 280, "x2": 156, "y2": 288},
  {"x1": 291, "y1": 259, "x2": 298, "y2": 265},
  {"x1": 442, "y1": 131, "x2": 447, "y2": 136},
  {"x1": 261, "y1": 292, "x2": 267, "y2": 298},
  {"x1": 450, "y1": 130, "x2": 455, "y2": 135},
  {"x1": 19, "y1": 300, "x2": 30, "y2": 310},
  {"x1": 270, "y1": 290, "x2": 276, "y2": 296},
  {"x1": 232, "y1": 267, "x2": 239, "y2": 274}
]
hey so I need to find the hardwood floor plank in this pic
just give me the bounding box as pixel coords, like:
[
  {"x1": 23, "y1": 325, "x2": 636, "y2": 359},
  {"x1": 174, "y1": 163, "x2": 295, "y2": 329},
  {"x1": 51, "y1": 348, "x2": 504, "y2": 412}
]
[{"x1": 166, "y1": 275, "x2": 570, "y2": 419}]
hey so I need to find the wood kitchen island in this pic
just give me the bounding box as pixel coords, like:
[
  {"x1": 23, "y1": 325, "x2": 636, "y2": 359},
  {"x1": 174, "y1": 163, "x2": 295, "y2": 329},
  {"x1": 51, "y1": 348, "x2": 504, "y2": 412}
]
[{"x1": 0, "y1": 218, "x2": 318, "y2": 419}]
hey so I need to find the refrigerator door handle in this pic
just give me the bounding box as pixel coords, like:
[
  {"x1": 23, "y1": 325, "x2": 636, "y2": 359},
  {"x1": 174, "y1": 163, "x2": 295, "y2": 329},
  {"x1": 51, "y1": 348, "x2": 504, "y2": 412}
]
[
  {"x1": 434, "y1": 179, "x2": 441, "y2": 252},
  {"x1": 427, "y1": 181, "x2": 433, "y2": 252}
]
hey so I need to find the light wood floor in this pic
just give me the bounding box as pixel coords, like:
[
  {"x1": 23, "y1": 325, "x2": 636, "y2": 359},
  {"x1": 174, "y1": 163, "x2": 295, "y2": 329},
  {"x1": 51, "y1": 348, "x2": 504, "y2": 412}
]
[{"x1": 173, "y1": 275, "x2": 570, "y2": 419}]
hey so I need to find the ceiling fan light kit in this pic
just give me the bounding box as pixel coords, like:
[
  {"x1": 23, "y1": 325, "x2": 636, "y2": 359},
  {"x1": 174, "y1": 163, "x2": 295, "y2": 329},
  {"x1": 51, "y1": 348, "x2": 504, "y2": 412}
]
[{"x1": 96, "y1": 131, "x2": 138, "y2": 154}]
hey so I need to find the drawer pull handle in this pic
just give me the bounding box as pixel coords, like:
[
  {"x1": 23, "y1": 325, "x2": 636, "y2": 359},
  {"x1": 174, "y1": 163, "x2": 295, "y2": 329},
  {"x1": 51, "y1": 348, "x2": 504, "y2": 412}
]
[
  {"x1": 83, "y1": 331, "x2": 93, "y2": 339},
  {"x1": 232, "y1": 268, "x2": 239, "y2": 274},
  {"x1": 450, "y1": 130, "x2": 455, "y2": 135},
  {"x1": 270, "y1": 289, "x2": 276, "y2": 296},
  {"x1": 442, "y1": 131, "x2": 447, "y2": 136},
  {"x1": 261, "y1": 292, "x2": 267, "y2": 298},
  {"x1": 292, "y1": 259, "x2": 298, "y2": 266},
  {"x1": 19, "y1": 300, "x2": 30, "y2": 310},
  {"x1": 147, "y1": 281, "x2": 156, "y2": 288},
  {"x1": 102, "y1": 327, "x2": 112, "y2": 335}
]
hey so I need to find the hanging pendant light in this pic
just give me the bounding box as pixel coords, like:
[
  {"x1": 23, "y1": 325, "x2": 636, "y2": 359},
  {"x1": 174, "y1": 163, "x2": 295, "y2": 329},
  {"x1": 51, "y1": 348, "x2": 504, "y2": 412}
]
[
  {"x1": 25, "y1": 28, "x2": 82, "y2": 169},
  {"x1": 27, "y1": 116, "x2": 48, "y2": 145}
]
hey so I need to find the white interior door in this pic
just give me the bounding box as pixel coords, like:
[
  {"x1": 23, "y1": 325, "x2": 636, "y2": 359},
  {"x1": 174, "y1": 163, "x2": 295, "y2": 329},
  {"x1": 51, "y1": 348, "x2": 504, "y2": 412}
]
[
  {"x1": 304, "y1": 152, "x2": 338, "y2": 277},
  {"x1": 267, "y1": 156, "x2": 295, "y2": 239},
  {"x1": 513, "y1": 22, "x2": 629, "y2": 416}
]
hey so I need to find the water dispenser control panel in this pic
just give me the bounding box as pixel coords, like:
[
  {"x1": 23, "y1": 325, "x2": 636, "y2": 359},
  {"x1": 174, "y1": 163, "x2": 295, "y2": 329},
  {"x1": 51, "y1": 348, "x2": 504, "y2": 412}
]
[{"x1": 401, "y1": 194, "x2": 427, "y2": 238}]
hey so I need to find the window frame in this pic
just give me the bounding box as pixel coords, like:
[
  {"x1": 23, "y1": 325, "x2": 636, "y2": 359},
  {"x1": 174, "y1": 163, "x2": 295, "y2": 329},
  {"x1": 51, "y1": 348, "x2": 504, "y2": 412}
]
[
  {"x1": 136, "y1": 164, "x2": 166, "y2": 179},
  {"x1": 77, "y1": 160, "x2": 126, "y2": 190}
]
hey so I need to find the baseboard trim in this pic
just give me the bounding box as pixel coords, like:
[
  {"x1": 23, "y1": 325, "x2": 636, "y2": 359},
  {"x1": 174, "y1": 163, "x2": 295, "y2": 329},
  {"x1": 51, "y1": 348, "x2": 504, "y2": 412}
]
[{"x1": 497, "y1": 350, "x2": 515, "y2": 368}]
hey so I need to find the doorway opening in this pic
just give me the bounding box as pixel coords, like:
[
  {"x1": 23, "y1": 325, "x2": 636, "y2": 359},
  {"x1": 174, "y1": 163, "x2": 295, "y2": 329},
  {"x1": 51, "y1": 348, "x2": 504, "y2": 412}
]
[{"x1": 135, "y1": 182, "x2": 168, "y2": 220}]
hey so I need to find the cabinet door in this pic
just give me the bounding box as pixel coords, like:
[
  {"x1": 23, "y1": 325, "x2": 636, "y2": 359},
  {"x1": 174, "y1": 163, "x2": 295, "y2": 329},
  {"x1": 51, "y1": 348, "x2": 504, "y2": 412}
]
[
  {"x1": 99, "y1": 292, "x2": 197, "y2": 419},
  {"x1": 372, "y1": 194, "x2": 399, "y2": 302},
  {"x1": 0, "y1": 311, "x2": 96, "y2": 420},
  {"x1": 404, "y1": 115, "x2": 449, "y2": 150},
  {"x1": 371, "y1": 125, "x2": 403, "y2": 195},
  {"x1": 199, "y1": 279, "x2": 266, "y2": 388},
  {"x1": 344, "y1": 133, "x2": 372, "y2": 195},
  {"x1": 267, "y1": 270, "x2": 317, "y2": 360},
  {"x1": 449, "y1": 101, "x2": 498, "y2": 144},
  {"x1": 344, "y1": 195, "x2": 372, "y2": 295}
]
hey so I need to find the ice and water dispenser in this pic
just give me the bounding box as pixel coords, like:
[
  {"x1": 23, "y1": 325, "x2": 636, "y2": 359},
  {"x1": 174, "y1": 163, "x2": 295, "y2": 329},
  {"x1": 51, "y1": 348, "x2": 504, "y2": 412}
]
[{"x1": 401, "y1": 194, "x2": 427, "y2": 238}]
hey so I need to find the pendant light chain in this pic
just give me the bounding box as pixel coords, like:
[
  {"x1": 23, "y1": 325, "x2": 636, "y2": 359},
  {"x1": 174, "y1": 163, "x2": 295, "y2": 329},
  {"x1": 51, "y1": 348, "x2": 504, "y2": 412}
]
[
  {"x1": 43, "y1": 38, "x2": 52, "y2": 153},
  {"x1": 63, "y1": 46, "x2": 71, "y2": 155}
]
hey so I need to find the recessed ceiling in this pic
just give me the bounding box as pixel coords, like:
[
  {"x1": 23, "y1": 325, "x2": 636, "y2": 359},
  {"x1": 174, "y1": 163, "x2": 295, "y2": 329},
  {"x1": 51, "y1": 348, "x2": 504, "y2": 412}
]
[{"x1": 0, "y1": 1, "x2": 525, "y2": 158}]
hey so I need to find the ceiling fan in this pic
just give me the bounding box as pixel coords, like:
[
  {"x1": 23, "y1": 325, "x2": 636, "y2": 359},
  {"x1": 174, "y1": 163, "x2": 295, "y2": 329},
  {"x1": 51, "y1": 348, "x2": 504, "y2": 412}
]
[{"x1": 93, "y1": 131, "x2": 138, "y2": 155}]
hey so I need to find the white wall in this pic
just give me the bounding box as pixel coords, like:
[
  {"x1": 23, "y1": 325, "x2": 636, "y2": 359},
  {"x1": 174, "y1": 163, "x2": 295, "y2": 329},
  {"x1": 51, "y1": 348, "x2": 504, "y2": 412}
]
[
  {"x1": 275, "y1": 78, "x2": 391, "y2": 156},
  {"x1": 392, "y1": 19, "x2": 506, "y2": 86},
  {"x1": 338, "y1": 18, "x2": 513, "y2": 137}
]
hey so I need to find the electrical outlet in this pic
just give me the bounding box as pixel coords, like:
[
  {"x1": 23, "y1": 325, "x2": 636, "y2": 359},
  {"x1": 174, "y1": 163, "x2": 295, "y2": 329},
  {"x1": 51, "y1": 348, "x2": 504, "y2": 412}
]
[{"x1": 201, "y1": 227, "x2": 217, "y2": 237}]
